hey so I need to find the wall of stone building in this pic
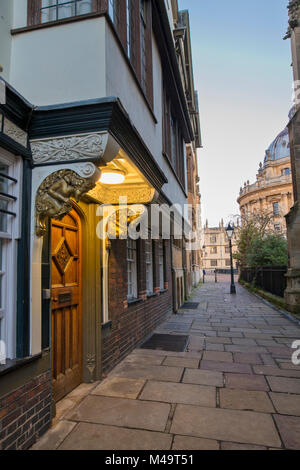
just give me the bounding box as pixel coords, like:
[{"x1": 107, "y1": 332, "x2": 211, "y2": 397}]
[
  {"x1": 102, "y1": 239, "x2": 172, "y2": 374},
  {"x1": 0, "y1": 370, "x2": 52, "y2": 450}
]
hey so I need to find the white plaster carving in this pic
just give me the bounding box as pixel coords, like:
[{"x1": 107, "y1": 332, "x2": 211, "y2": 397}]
[
  {"x1": 76, "y1": 162, "x2": 99, "y2": 179},
  {"x1": 88, "y1": 184, "x2": 157, "y2": 204},
  {"x1": 0, "y1": 79, "x2": 5, "y2": 105},
  {"x1": 30, "y1": 132, "x2": 108, "y2": 164},
  {"x1": 3, "y1": 118, "x2": 28, "y2": 148}
]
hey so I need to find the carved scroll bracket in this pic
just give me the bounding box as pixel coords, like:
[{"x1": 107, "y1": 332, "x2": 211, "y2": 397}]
[
  {"x1": 30, "y1": 131, "x2": 120, "y2": 165},
  {"x1": 35, "y1": 162, "x2": 101, "y2": 237}
]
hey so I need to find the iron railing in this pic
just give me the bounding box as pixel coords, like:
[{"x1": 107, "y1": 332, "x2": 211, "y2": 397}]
[{"x1": 240, "y1": 266, "x2": 287, "y2": 298}]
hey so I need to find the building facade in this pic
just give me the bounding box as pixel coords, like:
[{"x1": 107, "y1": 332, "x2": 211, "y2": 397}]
[
  {"x1": 284, "y1": 0, "x2": 300, "y2": 313},
  {"x1": 0, "y1": 0, "x2": 201, "y2": 449},
  {"x1": 172, "y1": 8, "x2": 202, "y2": 302},
  {"x1": 238, "y1": 123, "x2": 294, "y2": 237},
  {"x1": 202, "y1": 220, "x2": 238, "y2": 273}
]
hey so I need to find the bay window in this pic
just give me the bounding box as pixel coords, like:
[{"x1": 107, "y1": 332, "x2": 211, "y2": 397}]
[
  {"x1": 0, "y1": 149, "x2": 22, "y2": 363},
  {"x1": 40, "y1": 0, "x2": 93, "y2": 23}
]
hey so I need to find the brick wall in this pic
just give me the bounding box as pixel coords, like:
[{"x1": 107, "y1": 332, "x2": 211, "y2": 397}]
[
  {"x1": 102, "y1": 238, "x2": 172, "y2": 374},
  {"x1": 0, "y1": 370, "x2": 52, "y2": 450}
]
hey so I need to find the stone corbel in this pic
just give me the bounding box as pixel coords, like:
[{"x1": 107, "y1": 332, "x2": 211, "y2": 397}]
[
  {"x1": 35, "y1": 162, "x2": 101, "y2": 237},
  {"x1": 30, "y1": 131, "x2": 120, "y2": 166}
]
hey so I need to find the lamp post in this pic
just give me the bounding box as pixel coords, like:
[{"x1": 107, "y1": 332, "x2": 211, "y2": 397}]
[{"x1": 226, "y1": 223, "x2": 236, "y2": 294}]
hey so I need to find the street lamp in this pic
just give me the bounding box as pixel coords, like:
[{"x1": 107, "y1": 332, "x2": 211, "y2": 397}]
[{"x1": 226, "y1": 223, "x2": 236, "y2": 294}]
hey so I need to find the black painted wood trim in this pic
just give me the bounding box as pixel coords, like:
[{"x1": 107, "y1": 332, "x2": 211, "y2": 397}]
[
  {"x1": 29, "y1": 97, "x2": 168, "y2": 191},
  {"x1": 152, "y1": 0, "x2": 193, "y2": 143},
  {"x1": 16, "y1": 160, "x2": 32, "y2": 358}
]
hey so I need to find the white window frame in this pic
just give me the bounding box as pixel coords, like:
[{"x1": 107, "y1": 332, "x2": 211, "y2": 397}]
[
  {"x1": 40, "y1": 0, "x2": 93, "y2": 23},
  {"x1": 145, "y1": 239, "x2": 153, "y2": 295},
  {"x1": 127, "y1": 238, "x2": 138, "y2": 300},
  {"x1": 158, "y1": 240, "x2": 164, "y2": 291},
  {"x1": 0, "y1": 148, "x2": 22, "y2": 362}
]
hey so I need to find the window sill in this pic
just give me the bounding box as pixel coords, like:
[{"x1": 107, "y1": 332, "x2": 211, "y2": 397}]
[
  {"x1": 127, "y1": 298, "x2": 143, "y2": 306},
  {"x1": 0, "y1": 353, "x2": 42, "y2": 378},
  {"x1": 147, "y1": 293, "x2": 158, "y2": 298},
  {"x1": 11, "y1": 11, "x2": 106, "y2": 35},
  {"x1": 160, "y1": 289, "x2": 168, "y2": 294}
]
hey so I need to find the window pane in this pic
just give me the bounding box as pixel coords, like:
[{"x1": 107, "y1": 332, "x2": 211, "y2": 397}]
[
  {"x1": 0, "y1": 200, "x2": 8, "y2": 233},
  {"x1": 41, "y1": 0, "x2": 92, "y2": 23},
  {"x1": 145, "y1": 240, "x2": 153, "y2": 294},
  {"x1": 58, "y1": 3, "x2": 76, "y2": 20},
  {"x1": 127, "y1": 239, "x2": 137, "y2": 299},
  {"x1": 78, "y1": 0, "x2": 93, "y2": 15}
]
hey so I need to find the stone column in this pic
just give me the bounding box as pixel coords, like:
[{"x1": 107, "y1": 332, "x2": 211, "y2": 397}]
[{"x1": 284, "y1": 0, "x2": 300, "y2": 313}]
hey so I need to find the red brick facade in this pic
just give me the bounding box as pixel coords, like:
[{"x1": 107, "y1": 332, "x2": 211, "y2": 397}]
[
  {"x1": 0, "y1": 370, "x2": 52, "y2": 450},
  {"x1": 102, "y1": 238, "x2": 172, "y2": 374}
]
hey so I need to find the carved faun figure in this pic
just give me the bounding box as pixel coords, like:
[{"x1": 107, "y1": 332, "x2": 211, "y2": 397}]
[{"x1": 36, "y1": 169, "x2": 95, "y2": 236}]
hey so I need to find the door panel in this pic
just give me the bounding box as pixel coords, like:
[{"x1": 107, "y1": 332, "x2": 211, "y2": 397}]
[{"x1": 51, "y1": 209, "x2": 82, "y2": 403}]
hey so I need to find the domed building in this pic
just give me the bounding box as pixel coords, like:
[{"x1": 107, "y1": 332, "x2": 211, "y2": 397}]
[{"x1": 238, "y1": 120, "x2": 294, "y2": 236}]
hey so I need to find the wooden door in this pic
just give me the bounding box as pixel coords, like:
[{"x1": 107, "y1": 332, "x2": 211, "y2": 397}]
[{"x1": 51, "y1": 209, "x2": 82, "y2": 402}]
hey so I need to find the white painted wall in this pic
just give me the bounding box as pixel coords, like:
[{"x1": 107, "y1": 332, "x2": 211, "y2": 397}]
[
  {"x1": 10, "y1": 18, "x2": 106, "y2": 106},
  {"x1": 106, "y1": 25, "x2": 187, "y2": 208},
  {"x1": 9, "y1": 10, "x2": 187, "y2": 207},
  {"x1": 12, "y1": 0, "x2": 27, "y2": 29},
  {"x1": 0, "y1": 0, "x2": 13, "y2": 81}
]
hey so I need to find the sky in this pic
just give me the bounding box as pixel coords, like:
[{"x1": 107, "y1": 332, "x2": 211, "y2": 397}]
[{"x1": 178, "y1": 0, "x2": 293, "y2": 227}]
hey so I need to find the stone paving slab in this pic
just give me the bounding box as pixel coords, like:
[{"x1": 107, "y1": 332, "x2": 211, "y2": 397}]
[
  {"x1": 59, "y1": 423, "x2": 173, "y2": 450},
  {"x1": 266, "y1": 376, "x2": 300, "y2": 394},
  {"x1": 253, "y1": 365, "x2": 300, "y2": 378},
  {"x1": 233, "y1": 353, "x2": 262, "y2": 364},
  {"x1": 270, "y1": 392, "x2": 300, "y2": 416},
  {"x1": 91, "y1": 377, "x2": 146, "y2": 399},
  {"x1": 225, "y1": 373, "x2": 269, "y2": 391},
  {"x1": 31, "y1": 280, "x2": 300, "y2": 450},
  {"x1": 172, "y1": 435, "x2": 219, "y2": 450},
  {"x1": 200, "y1": 360, "x2": 253, "y2": 374},
  {"x1": 66, "y1": 395, "x2": 171, "y2": 432},
  {"x1": 139, "y1": 381, "x2": 216, "y2": 407},
  {"x1": 205, "y1": 343, "x2": 225, "y2": 351},
  {"x1": 170, "y1": 405, "x2": 282, "y2": 447},
  {"x1": 203, "y1": 351, "x2": 233, "y2": 363},
  {"x1": 183, "y1": 369, "x2": 224, "y2": 387},
  {"x1": 219, "y1": 388, "x2": 274, "y2": 413},
  {"x1": 273, "y1": 415, "x2": 300, "y2": 450},
  {"x1": 122, "y1": 355, "x2": 165, "y2": 366},
  {"x1": 162, "y1": 356, "x2": 200, "y2": 369},
  {"x1": 220, "y1": 442, "x2": 267, "y2": 450},
  {"x1": 31, "y1": 420, "x2": 76, "y2": 450},
  {"x1": 110, "y1": 363, "x2": 184, "y2": 383}
]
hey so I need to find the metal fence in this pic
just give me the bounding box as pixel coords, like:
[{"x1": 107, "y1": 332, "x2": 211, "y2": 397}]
[{"x1": 240, "y1": 266, "x2": 287, "y2": 298}]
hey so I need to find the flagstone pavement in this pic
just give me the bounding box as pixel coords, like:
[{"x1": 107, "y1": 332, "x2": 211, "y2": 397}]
[{"x1": 32, "y1": 280, "x2": 300, "y2": 450}]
